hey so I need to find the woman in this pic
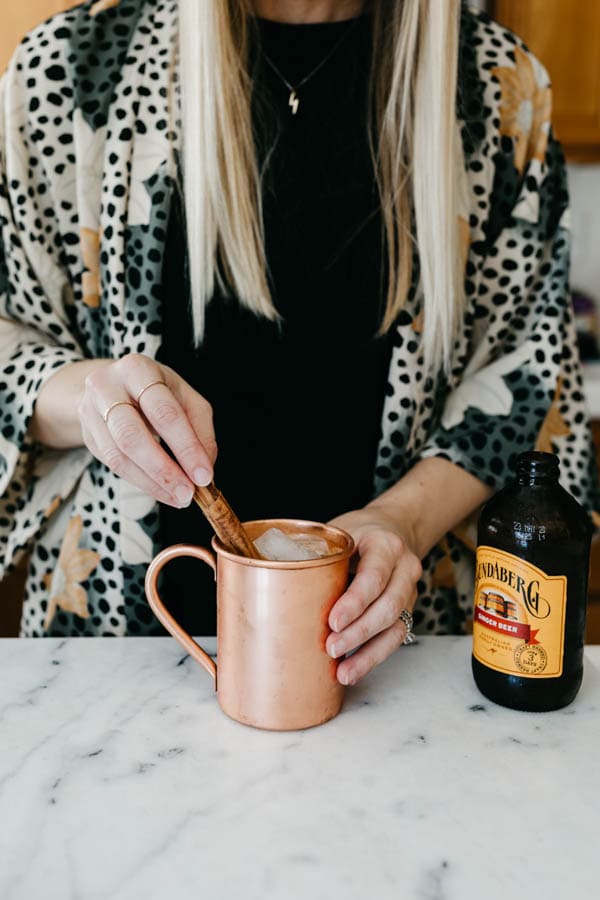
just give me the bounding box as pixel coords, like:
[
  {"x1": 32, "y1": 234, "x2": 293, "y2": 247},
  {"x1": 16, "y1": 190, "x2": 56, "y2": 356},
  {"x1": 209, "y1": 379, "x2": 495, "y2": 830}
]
[{"x1": 0, "y1": 0, "x2": 597, "y2": 684}]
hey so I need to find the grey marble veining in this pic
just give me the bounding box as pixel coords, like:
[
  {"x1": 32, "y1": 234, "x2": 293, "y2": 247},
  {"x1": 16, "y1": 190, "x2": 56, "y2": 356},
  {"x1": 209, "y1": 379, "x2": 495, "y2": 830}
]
[{"x1": 0, "y1": 636, "x2": 598, "y2": 900}]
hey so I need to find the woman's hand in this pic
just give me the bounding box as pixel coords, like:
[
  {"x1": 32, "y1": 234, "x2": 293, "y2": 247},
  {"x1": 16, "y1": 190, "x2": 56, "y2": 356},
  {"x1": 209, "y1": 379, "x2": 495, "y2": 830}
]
[
  {"x1": 324, "y1": 458, "x2": 492, "y2": 685},
  {"x1": 326, "y1": 506, "x2": 422, "y2": 686},
  {"x1": 78, "y1": 354, "x2": 217, "y2": 508}
]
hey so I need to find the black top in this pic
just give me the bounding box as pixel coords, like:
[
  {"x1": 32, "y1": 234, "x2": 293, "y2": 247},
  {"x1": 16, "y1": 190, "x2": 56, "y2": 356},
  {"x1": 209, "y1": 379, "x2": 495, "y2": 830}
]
[{"x1": 157, "y1": 15, "x2": 392, "y2": 634}]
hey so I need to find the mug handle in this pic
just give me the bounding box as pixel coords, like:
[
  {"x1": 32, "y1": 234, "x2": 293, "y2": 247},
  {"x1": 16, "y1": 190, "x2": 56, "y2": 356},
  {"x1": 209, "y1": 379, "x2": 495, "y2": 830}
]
[{"x1": 145, "y1": 544, "x2": 218, "y2": 685}]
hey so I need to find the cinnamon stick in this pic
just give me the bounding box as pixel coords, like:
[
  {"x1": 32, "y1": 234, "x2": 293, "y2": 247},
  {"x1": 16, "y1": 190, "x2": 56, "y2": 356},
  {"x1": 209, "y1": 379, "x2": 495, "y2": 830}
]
[{"x1": 193, "y1": 483, "x2": 262, "y2": 559}]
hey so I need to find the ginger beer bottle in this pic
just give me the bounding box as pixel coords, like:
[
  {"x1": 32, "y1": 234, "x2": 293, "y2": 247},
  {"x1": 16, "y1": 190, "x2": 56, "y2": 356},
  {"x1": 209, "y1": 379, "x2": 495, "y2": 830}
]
[{"x1": 472, "y1": 451, "x2": 592, "y2": 711}]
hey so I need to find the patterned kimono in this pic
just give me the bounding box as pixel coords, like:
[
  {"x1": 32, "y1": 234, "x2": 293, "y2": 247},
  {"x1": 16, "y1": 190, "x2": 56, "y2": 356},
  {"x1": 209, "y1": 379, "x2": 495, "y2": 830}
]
[{"x1": 0, "y1": 0, "x2": 598, "y2": 637}]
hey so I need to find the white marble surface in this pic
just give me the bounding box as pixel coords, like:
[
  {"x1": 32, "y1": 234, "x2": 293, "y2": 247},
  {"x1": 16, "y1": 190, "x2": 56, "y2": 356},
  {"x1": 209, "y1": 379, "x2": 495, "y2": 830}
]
[{"x1": 0, "y1": 636, "x2": 598, "y2": 900}]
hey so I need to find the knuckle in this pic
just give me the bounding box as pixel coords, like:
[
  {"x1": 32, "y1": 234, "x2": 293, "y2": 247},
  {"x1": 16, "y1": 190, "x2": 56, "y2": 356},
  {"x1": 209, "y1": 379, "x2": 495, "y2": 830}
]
[
  {"x1": 103, "y1": 446, "x2": 125, "y2": 475},
  {"x1": 154, "y1": 463, "x2": 178, "y2": 487},
  {"x1": 152, "y1": 401, "x2": 180, "y2": 428},
  {"x1": 84, "y1": 370, "x2": 102, "y2": 394},
  {"x1": 201, "y1": 397, "x2": 213, "y2": 419},
  {"x1": 202, "y1": 437, "x2": 219, "y2": 464},
  {"x1": 341, "y1": 591, "x2": 362, "y2": 621},
  {"x1": 357, "y1": 619, "x2": 371, "y2": 645},
  {"x1": 117, "y1": 352, "x2": 147, "y2": 375},
  {"x1": 176, "y1": 441, "x2": 203, "y2": 464},
  {"x1": 191, "y1": 405, "x2": 216, "y2": 436},
  {"x1": 190, "y1": 396, "x2": 214, "y2": 425},
  {"x1": 387, "y1": 532, "x2": 404, "y2": 556},
  {"x1": 111, "y1": 421, "x2": 141, "y2": 454},
  {"x1": 367, "y1": 568, "x2": 386, "y2": 597},
  {"x1": 411, "y1": 556, "x2": 423, "y2": 582}
]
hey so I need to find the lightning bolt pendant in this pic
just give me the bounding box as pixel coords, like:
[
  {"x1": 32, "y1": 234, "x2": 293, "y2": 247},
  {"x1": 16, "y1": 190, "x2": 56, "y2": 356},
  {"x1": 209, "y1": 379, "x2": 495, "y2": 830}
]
[{"x1": 288, "y1": 90, "x2": 299, "y2": 115}]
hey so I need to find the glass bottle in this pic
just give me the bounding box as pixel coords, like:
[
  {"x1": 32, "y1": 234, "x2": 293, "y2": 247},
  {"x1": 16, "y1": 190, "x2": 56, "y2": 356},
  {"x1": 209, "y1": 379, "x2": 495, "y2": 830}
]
[{"x1": 472, "y1": 451, "x2": 592, "y2": 711}]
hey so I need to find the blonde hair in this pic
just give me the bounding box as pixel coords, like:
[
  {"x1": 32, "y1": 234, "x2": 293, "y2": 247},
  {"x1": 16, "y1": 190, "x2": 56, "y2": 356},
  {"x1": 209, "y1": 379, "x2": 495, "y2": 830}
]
[{"x1": 178, "y1": 0, "x2": 462, "y2": 371}]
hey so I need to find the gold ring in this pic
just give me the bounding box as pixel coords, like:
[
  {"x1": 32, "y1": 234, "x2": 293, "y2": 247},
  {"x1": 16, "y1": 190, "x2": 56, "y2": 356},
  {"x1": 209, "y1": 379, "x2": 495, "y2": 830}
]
[
  {"x1": 136, "y1": 379, "x2": 166, "y2": 405},
  {"x1": 103, "y1": 400, "x2": 135, "y2": 425}
]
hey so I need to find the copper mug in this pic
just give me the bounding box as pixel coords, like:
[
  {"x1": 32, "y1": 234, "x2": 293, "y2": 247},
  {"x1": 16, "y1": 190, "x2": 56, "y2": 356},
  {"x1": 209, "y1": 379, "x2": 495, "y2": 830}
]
[{"x1": 144, "y1": 519, "x2": 354, "y2": 731}]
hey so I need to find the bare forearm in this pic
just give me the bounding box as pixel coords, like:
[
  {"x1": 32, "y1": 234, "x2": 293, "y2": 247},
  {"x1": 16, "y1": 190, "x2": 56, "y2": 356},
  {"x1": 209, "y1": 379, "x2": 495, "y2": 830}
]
[
  {"x1": 29, "y1": 359, "x2": 112, "y2": 449},
  {"x1": 367, "y1": 457, "x2": 493, "y2": 559}
]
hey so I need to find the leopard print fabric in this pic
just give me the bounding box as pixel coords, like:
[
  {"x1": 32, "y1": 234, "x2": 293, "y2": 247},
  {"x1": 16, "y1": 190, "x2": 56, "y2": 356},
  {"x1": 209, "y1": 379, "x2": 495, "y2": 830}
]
[{"x1": 0, "y1": 1, "x2": 598, "y2": 636}]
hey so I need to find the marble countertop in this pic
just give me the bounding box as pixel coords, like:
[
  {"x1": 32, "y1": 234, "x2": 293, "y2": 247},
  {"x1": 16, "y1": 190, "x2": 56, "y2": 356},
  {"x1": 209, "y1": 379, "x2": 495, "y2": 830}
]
[{"x1": 1, "y1": 636, "x2": 598, "y2": 900}]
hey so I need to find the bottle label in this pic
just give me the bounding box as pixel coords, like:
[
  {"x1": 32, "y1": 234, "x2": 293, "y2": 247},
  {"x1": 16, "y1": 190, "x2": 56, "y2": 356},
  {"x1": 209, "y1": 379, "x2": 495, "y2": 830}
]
[{"x1": 473, "y1": 546, "x2": 566, "y2": 678}]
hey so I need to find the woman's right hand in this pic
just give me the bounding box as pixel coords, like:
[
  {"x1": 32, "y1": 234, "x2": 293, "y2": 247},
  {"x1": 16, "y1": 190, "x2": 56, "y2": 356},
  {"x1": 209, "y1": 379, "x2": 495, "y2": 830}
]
[{"x1": 77, "y1": 354, "x2": 217, "y2": 508}]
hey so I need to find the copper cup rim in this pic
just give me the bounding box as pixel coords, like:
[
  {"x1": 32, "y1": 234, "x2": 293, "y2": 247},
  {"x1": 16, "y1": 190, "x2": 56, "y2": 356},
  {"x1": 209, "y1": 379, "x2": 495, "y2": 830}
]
[{"x1": 211, "y1": 518, "x2": 355, "y2": 569}]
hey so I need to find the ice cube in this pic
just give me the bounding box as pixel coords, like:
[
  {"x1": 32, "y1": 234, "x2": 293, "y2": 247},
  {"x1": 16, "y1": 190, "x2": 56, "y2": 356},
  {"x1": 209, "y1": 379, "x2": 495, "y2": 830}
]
[
  {"x1": 254, "y1": 527, "x2": 315, "y2": 561},
  {"x1": 293, "y1": 533, "x2": 333, "y2": 558}
]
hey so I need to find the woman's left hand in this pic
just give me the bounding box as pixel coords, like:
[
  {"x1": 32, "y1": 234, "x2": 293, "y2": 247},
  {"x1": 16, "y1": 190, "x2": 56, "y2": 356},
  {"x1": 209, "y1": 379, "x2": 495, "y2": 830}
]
[{"x1": 326, "y1": 507, "x2": 423, "y2": 686}]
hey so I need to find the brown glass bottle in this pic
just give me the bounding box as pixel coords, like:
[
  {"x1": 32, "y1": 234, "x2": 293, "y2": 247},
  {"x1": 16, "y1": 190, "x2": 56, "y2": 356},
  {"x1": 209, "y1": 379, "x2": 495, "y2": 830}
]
[{"x1": 472, "y1": 451, "x2": 592, "y2": 711}]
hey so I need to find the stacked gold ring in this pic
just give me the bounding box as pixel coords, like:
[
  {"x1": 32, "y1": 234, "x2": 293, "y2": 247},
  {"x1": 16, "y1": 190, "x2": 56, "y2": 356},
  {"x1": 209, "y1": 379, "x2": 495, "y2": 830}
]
[
  {"x1": 102, "y1": 380, "x2": 166, "y2": 425},
  {"x1": 136, "y1": 379, "x2": 166, "y2": 404},
  {"x1": 102, "y1": 400, "x2": 135, "y2": 424}
]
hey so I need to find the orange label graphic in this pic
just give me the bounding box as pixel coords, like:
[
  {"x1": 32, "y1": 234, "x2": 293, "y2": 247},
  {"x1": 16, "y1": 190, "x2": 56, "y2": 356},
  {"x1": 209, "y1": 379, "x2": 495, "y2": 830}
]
[{"x1": 473, "y1": 546, "x2": 566, "y2": 678}]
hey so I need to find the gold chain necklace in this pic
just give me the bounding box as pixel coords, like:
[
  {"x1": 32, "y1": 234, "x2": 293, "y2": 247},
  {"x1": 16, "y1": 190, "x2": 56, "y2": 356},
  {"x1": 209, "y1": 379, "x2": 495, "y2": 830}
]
[{"x1": 261, "y1": 18, "x2": 359, "y2": 115}]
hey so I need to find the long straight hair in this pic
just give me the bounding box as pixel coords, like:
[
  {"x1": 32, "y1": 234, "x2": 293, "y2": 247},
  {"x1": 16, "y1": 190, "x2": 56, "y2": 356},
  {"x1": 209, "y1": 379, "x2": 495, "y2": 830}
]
[{"x1": 178, "y1": 0, "x2": 462, "y2": 372}]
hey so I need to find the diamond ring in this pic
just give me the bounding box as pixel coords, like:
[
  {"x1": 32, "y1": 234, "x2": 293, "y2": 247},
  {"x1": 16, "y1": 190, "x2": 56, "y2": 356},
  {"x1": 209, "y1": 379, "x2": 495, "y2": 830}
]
[{"x1": 399, "y1": 608, "x2": 416, "y2": 645}]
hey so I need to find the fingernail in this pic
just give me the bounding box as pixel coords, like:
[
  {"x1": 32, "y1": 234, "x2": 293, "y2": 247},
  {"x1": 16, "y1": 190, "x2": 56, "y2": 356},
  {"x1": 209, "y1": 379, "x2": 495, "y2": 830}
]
[
  {"x1": 338, "y1": 669, "x2": 350, "y2": 686},
  {"x1": 329, "y1": 641, "x2": 343, "y2": 659},
  {"x1": 174, "y1": 484, "x2": 193, "y2": 506},
  {"x1": 193, "y1": 467, "x2": 212, "y2": 487},
  {"x1": 333, "y1": 614, "x2": 348, "y2": 632}
]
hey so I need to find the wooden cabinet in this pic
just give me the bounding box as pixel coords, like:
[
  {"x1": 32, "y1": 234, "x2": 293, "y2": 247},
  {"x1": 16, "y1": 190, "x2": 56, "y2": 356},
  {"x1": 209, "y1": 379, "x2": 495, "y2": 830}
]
[
  {"x1": 1, "y1": 1, "x2": 79, "y2": 73},
  {"x1": 494, "y1": 0, "x2": 600, "y2": 161}
]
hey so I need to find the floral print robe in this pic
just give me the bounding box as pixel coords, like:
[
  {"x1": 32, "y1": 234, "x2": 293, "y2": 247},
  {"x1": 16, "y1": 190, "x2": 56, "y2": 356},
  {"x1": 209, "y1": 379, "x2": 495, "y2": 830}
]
[{"x1": 0, "y1": 0, "x2": 598, "y2": 636}]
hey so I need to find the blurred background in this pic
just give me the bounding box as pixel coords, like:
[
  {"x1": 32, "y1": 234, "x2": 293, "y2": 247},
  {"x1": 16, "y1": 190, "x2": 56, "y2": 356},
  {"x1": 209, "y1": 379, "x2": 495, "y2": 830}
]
[{"x1": 2, "y1": 0, "x2": 600, "y2": 639}]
